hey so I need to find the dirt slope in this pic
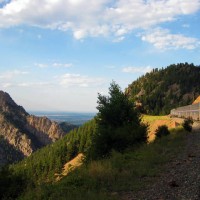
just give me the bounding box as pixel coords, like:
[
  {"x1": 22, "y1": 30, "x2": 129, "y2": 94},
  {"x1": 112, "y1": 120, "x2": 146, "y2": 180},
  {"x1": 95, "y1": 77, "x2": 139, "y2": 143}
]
[{"x1": 55, "y1": 153, "x2": 84, "y2": 181}]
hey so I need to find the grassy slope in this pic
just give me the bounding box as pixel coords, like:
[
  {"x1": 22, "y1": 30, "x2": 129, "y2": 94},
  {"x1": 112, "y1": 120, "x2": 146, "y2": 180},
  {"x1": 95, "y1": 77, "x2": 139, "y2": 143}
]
[
  {"x1": 19, "y1": 127, "x2": 187, "y2": 200},
  {"x1": 142, "y1": 114, "x2": 184, "y2": 142},
  {"x1": 142, "y1": 115, "x2": 170, "y2": 123}
]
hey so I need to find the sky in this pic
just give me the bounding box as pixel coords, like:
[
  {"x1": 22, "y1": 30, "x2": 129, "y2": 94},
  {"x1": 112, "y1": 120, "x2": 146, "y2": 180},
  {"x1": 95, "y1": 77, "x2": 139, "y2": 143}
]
[{"x1": 0, "y1": 0, "x2": 200, "y2": 112}]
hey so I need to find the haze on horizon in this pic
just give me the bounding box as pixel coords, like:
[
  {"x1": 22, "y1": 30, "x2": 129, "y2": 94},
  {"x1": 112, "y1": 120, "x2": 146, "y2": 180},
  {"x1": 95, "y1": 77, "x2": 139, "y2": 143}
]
[{"x1": 0, "y1": 0, "x2": 200, "y2": 112}]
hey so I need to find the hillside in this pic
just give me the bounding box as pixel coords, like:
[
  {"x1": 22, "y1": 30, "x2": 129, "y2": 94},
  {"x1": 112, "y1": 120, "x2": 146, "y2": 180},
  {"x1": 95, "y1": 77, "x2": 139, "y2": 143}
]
[
  {"x1": 0, "y1": 81, "x2": 197, "y2": 200},
  {"x1": 2, "y1": 125, "x2": 188, "y2": 200},
  {"x1": 126, "y1": 63, "x2": 200, "y2": 115},
  {"x1": 0, "y1": 91, "x2": 65, "y2": 165},
  {"x1": 142, "y1": 115, "x2": 184, "y2": 142},
  {"x1": 59, "y1": 121, "x2": 78, "y2": 133}
]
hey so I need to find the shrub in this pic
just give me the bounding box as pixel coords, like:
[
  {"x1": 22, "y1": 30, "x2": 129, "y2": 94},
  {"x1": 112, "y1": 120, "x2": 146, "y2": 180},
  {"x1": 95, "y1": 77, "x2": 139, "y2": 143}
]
[
  {"x1": 155, "y1": 125, "x2": 170, "y2": 139},
  {"x1": 182, "y1": 118, "x2": 193, "y2": 132}
]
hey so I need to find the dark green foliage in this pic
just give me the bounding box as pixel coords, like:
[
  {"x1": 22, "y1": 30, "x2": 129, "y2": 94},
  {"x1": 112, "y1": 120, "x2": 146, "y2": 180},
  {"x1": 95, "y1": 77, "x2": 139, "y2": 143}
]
[
  {"x1": 155, "y1": 125, "x2": 170, "y2": 139},
  {"x1": 0, "y1": 120, "x2": 96, "y2": 199},
  {"x1": 97, "y1": 82, "x2": 142, "y2": 128},
  {"x1": 0, "y1": 167, "x2": 27, "y2": 200},
  {"x1": 127, "y1": 63, "x2": 200, "y2": 115},
  {"x1": 59, "y1": 122, "x2": 78, "y2": 133},
  {"x1": 182, "y1": 118, "x2": 193, "y2": 132},
  {"x1": 11, "y1": 119, "x2": 97, "y2": 184},
  {"x1": 88, "y1": 82, "x2": 147, "y2": 159},
  {"x1": 0, "y1": 124, "x2": 186, "y2": 200}
]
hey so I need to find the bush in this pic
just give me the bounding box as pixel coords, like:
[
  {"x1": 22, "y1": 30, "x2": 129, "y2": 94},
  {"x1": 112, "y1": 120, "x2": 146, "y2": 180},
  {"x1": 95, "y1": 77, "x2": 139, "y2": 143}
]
[
  {"x1": 155, "y1": 125, "x2": 170, "y2": 139},
  {"x1": 182, "y1": 118, "x2": 193, "y2": 132},
  {"x1": 0, "y1": 167, "x2": 28, "y2": 200}
]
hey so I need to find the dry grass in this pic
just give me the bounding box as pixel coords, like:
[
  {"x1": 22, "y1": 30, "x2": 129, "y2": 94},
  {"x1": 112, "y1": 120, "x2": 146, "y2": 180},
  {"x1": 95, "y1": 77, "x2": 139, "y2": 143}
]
[
  {"x1": 55, "y1": 153, "x2": 84, "y2": 181},
  {"x1": 142, "y1": 115, "x2": 184, "y2": 142}
]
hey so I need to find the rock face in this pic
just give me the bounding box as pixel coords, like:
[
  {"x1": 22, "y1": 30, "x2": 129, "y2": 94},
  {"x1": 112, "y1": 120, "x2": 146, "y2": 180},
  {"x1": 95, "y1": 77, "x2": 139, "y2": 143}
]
[
  {"x1": 27, "y1": 115, "x2": 64, "y2": 144},
  {"x1": 0, "y1": 91, "x2": 65, "y2": 165}
]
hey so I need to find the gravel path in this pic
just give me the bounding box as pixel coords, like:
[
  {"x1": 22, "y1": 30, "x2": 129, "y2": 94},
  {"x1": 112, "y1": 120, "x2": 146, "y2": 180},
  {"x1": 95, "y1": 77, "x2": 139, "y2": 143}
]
[{"x1": 122, "y1": 122, "x2": 200, "y2": 200}]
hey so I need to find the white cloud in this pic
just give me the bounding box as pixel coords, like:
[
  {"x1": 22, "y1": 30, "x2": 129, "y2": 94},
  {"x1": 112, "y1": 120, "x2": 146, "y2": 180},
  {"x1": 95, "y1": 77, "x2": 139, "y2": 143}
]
[
  {"x1": 0, "y1": 0, "x2": 199, "y2": 42},
  {"x1": 182, "y1": 24, "x2": 190, "y2": 28},
  {"x1": 73, "y1": 30, "x2": 87, "y2": 40},
  {"x1": 59, "y1": 73, "x2": 104, "y2": 87},
  {"x1": 17, "y1": 82, "x2": 50, "y2": 87},
  {"x1": 0, "y1": 70, "x2": 29, "y2": 80},
  {"x1": 0, "y1": 0, "x2": 9, "y2": 4},
  {"x1": 0, "y1": 81, "x2": 53, "y2": 88},
  {"x1": 35, "y1": 62, "x2": 73, "y2": 68},
  {"x1": 17, "y1": 83, "x2": 30, "y2": 87},
  {"x1": 112, "y1": 36, "x2": 125, "y2": 43},
  {"x1": 1, "y1": 82, "x2": 13, "y2": 88},
  {"x1": 52, "y1": 62, "x2": 73, "y2": 68},
  {"x1": 141, "y1": 28, "x2": 200, "y2": 50},
  {"x1": 34, "y1": 63, "x2": 48, "y2": 68},
  {"x1": 0, "y1": 69, "x2": 103, "y2": 90},
  {"x1": 122, "y1": 66, "x2": 152, "y2": 74}
]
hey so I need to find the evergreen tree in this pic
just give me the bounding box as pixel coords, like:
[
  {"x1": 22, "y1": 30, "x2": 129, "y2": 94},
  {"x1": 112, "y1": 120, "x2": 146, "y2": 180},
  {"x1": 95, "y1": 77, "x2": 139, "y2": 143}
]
[{"x1": 88, "y1": 81, "x2": 147, "y2": 159}]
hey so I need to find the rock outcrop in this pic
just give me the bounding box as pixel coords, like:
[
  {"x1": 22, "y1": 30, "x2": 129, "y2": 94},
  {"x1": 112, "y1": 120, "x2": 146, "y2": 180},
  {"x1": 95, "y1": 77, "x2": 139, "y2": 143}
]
[{"x1": 0, "y1": 91, "x2": 65, "y2": 165}]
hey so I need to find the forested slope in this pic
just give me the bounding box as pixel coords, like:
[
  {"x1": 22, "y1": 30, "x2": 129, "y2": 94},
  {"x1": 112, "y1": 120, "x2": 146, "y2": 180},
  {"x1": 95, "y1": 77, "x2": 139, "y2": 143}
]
[
  {"x1": 11, "y1": 119, "x2": 97, "y2": 183},
  {"x1": 126, "y1": 63, "x2": 200, "y2": 115}
]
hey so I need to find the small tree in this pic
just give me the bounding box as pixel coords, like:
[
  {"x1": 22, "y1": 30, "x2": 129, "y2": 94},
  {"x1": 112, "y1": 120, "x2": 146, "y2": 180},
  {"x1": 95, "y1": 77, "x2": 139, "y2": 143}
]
[
  {"x1": 155, "y1": 125, "x2": 170, "y2": 139},
  {"x1": 88, "y1": 81, "x2": 147, "y2": 159},
  {"x1": 182, "y1": 118, "x2": 193, "y2": 132}
]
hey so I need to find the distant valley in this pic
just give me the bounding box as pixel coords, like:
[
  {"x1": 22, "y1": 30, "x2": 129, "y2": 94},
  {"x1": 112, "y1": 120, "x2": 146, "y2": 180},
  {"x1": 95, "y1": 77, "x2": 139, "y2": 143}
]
[{"x1": 30, "y1": 111, "x2": 95, "y2": 125}]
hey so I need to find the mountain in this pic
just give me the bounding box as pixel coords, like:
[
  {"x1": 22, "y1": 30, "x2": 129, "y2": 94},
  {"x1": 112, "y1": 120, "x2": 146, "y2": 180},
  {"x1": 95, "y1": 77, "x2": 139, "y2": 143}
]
[
  {"x1": 10, "y1": 119, "x2": 96, "y2": 184},
  {"x1": 59, "y1": 122, "x2": 78, "y2": 133},
  {"x1": 126, "y1": 63, "x2": 200, "y2": 115},
  {"x1": 0, "y1": 91, "x2": 65, "y2": 166}
]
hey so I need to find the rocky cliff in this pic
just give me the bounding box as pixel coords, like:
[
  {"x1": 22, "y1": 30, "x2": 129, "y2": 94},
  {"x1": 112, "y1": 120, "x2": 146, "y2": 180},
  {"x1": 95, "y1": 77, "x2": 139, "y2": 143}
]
[{"x1": 0, "y1": 91, "x2": 65, "y2": 165}]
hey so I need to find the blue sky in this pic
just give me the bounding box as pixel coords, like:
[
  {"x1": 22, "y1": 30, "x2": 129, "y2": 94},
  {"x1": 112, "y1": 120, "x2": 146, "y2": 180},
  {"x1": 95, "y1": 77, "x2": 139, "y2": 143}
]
[{"x1": 0, "y1": 0, "x2": 200, "y2": 112}]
